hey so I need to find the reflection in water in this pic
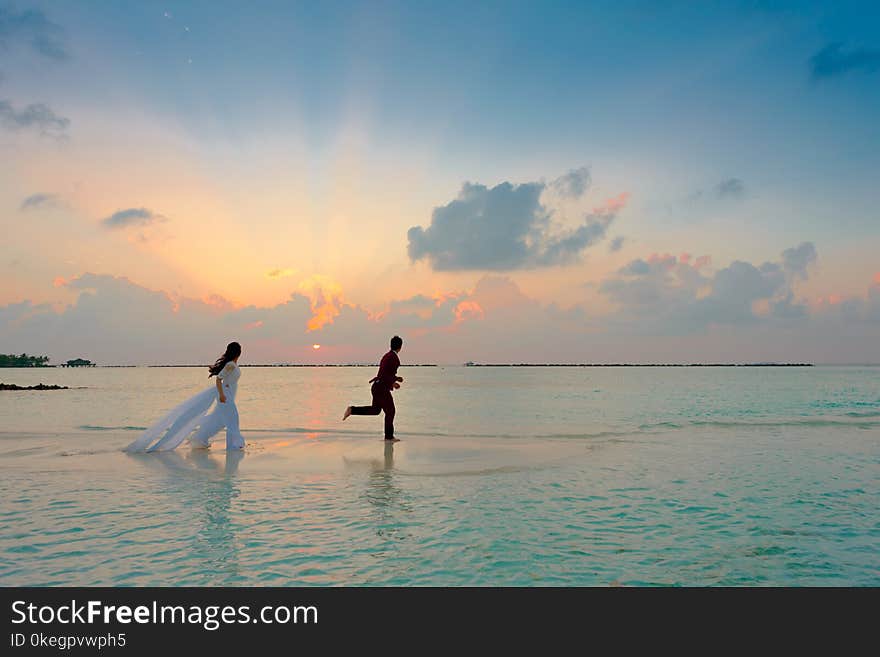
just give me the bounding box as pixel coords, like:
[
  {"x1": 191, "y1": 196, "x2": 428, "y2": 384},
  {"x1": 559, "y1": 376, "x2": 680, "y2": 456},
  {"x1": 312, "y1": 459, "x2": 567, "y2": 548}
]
[
  {"x1": 126, "y1": 449, "x2": 244, "y2": 583},
  {"x1": 344, "y1": 442, "x2": 411, "y2": 546},
  {"x1": 367, "y1": 441, "x2": 402, "y2": 507}
]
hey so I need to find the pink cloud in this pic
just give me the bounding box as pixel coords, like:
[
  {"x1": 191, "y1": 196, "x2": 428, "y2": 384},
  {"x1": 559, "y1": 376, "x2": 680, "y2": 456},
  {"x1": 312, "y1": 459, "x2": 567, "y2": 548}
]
[
  {"x1": 647, "y1": 253, "x2": 678, "y2": 269},
  {"x1": 593, "y1": 192, "x2": 630, "y2": 216},
  {"x1": 810, "y1": 294, "x2": 845, "y2": 311},
  {"x1": 644, "y1": 253, "x2": 711, "y2": 271},
  {"x1": 470, "y1": 276, "x2": 531, "y2": 310}
]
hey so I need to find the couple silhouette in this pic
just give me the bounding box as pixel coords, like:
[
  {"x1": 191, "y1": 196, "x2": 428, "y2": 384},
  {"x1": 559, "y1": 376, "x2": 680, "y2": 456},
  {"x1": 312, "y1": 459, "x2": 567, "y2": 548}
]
[{"x1": 127, "y1": 336, "x2": 406, "y2": 453}]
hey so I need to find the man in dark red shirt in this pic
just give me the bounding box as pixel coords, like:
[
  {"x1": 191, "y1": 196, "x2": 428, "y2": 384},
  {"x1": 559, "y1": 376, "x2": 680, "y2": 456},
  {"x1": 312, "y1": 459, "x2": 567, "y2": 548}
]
[{"x1": 343, "y1": 336, "x2": 404, "y2": 440}]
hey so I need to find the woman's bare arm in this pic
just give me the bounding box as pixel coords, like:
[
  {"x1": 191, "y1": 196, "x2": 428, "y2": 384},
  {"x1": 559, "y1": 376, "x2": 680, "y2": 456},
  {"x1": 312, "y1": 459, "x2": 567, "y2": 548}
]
[{"x1": 216, "y1": 375, "x2": 226, "y2": 403}]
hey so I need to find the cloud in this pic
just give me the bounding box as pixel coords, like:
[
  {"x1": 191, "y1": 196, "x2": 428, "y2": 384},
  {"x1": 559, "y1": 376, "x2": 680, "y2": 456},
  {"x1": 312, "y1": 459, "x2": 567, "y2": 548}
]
[
  {"x1": 453, "y1": 300, "x2": 484, "y2": 323},
  {"x1": 600, "y1": 244, "x2": 818, "y2": 331},
  {"x1": 296, "y1": 275, "x2": 345, "y2": 331},
  {"x1": 1, "y1": 264, "x2": 878, "y2": 365},
  {"x1": 769, "y1": 292, "x2": 808, "y2": 320},
  {"x1": 407, "y1": 170, "x2": 625, "y2": 271},
  {"x1": 781, "y1": 241, "x2": 817, "y2": 280},
  {"x1": 600, "y1": 254, "x2": 710, "y2": 323},
  {"x1": 811, "y1": 275, "x2": 880, "y2": 327},
  {"x1": 379, "y1": 293, "x2": 465, "y2": 327},
  {"x1": 0, "y1": 270, "x2": 562, "y2": 365},
  {"x1": 20, "y1": 192, "x2": 61, "y2": 211},
  {"x1": 101, "y1": 208, "x2": 167, "y2": 229},
  {"x1": 715, "y1": 178, "x2": 745, "y2": 200},
  {"x1": 549, "y1": 167, "x2": 591, "y2": 199},
  {"x1": 470, "y1": 275, "x2": 533, "y2": 310},
  {"x1": 0, "y1": 273, "x2": 471, "y2": 364},
  {"x1": 810, "y1": 43, "x2": 880, "y2": 80},
  {"x1": 698, "y1": 260, "x2": 787, "y2": 324},
  {"x1": 686, "y1": 179, "x2": 746, "y2": 207},
  {"x1": 0, "y1": 6, "x2": 68, "y2": 60},
  {"x1": 608, "y1": 236, "x2": 625, "y2": 253},
  {"x1": 266, "y1": 268, "x2": 297, "y2": 279},
  {"x1": 0, "y1": 100, "x2": 69, "y2": 137},
  {"x1": 387, "y1": 294, "x2": 442, "y2": 319},
  {"x1": 0, "y1": 273, "x2": 317, "y2": 364}
]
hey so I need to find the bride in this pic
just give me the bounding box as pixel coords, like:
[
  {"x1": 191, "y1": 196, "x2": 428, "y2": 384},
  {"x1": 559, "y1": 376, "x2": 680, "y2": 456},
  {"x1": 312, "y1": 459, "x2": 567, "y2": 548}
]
[{"x1": 126, "y1": 342, "x2": 246, "y2": 452}]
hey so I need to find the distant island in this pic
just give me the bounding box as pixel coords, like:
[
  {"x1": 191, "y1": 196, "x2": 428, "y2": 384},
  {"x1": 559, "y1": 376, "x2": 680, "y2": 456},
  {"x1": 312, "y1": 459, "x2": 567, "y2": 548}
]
[
  {"x1": 0, "y1": 354, "x2": 96, "y2": 368},
  {"x1": 0, "y1": 383, "x2": 69, "y2": 391},
  {"x1": 59, "y1": 358, "x2": 96, "y2": 368},
  {"x1": 0, "y1": 353, "x2": 50, "y2": 367}
]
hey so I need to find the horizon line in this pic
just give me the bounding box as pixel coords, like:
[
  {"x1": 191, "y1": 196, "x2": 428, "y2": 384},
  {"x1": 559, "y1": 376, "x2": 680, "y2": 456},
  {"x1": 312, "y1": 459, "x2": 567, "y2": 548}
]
[
  {"x1": 10, "y1": 362, "x2": 880, "y2": 368},
  {"x1": 19, "y1": 362, "x2": 880, "y2": 368}
]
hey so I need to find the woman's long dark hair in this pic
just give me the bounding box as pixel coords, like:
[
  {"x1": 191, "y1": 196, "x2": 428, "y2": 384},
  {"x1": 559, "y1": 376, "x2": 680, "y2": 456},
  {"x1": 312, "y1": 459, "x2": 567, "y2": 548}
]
[{"x1": 209, "y1": 341, "x2": 242, "y2": 377}]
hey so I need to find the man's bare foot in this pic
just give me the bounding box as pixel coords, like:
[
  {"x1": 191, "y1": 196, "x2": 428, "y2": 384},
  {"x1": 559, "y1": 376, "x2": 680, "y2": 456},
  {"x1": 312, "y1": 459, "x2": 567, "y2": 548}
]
[
  {"x1": 384, "y1": 437, "x2": 400, "y2": 442},
  {"x1": 343, "y1": 406, "x2": 352, "y2": 421}
]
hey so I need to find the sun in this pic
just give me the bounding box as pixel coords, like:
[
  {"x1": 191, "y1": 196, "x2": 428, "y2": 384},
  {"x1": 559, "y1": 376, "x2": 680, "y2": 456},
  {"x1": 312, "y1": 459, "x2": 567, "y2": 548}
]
[{"x1": 312, "y1": 344, "x2": 321, "y2": 350}]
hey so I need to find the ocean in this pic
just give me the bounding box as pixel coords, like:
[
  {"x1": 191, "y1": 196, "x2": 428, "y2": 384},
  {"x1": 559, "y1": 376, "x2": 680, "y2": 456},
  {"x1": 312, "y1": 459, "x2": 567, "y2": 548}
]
[{"x1": 1, "y1": 365, "x2": 878, "y2": 585}]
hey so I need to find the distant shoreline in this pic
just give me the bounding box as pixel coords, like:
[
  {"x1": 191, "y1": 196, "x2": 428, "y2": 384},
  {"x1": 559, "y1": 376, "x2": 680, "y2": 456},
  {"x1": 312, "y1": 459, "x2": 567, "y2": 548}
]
[
  {"x1": 0, "y1": 383, "x2": 69, "y2": 390},
  {"x1": 13, "y1": 362, "x2": 880, "y2": 368},
  {"x1": 3, "y1": 362, "x2": 838, "y2": 368},
  {"x1": 130, "y1": 362, "x2": 820, "y2": 368}
]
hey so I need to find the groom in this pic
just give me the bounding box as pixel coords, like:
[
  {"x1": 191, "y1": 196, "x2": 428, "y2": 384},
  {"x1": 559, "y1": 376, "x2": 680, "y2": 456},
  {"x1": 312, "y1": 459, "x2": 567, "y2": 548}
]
[{"x1": 343, "y1": 335, "x2": 404, "y2": 441}]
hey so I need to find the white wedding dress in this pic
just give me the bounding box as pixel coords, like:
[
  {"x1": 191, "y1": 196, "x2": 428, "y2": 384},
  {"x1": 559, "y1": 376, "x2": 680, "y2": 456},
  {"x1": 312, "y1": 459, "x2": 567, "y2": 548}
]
[{"x1": 125, "y1": 362, "x2": 246, "y2": 452}]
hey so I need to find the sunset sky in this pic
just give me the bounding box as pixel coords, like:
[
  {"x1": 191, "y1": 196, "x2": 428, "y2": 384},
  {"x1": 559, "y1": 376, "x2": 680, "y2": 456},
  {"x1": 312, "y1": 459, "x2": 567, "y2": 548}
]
[{"x1": 2, "y1": 1, "x2": 878, "y2": 364}]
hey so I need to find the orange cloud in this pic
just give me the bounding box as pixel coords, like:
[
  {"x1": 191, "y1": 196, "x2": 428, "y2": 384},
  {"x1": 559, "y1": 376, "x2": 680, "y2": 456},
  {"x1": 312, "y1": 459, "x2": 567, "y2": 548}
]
[
  {"x1": 267, "y1": 268, "x2": 297, "y2": 279},
  {"x1": 432, "y1": 290, "x2": 466, "y2": 306},
  {"x1": 454, "y1": 300, "x2": 484, "y2": 323},
  {"x1": 244, "y1": 320, "x2": 264, "y2": 330},
  {"x1": 52, "y1": 276, "x2": 67, "y2": 287},
  {"x1": 297, "y1": 275, "x2": 344, "y2": 331},
  {"x1": 752, "y1": 298, "x2": 771, "y2": 316},
  {"x1": 873, "y1": 272, "x2": 880, "y2": 285},
  {"x1": 203, "y1": 294, "x2": 236, "y2": 312}
]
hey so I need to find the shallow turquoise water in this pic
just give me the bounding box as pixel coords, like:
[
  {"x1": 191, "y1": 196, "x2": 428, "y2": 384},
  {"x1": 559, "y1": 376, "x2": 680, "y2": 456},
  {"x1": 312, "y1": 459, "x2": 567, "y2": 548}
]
[{"x1": 0, "y1": 365, "x2": 878, "y2": 585}]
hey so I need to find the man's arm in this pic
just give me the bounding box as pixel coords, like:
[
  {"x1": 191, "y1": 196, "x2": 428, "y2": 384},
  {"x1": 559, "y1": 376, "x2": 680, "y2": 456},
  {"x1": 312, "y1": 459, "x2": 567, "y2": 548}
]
[{"x1": 370, "y1": 353, "x2": 387, "y2": 384}]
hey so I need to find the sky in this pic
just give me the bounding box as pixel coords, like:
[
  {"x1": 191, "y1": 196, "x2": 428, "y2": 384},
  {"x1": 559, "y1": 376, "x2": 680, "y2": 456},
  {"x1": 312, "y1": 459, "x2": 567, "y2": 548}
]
[{"x1": 1, "y1": 0, "x2": 878, "y2": 365}]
